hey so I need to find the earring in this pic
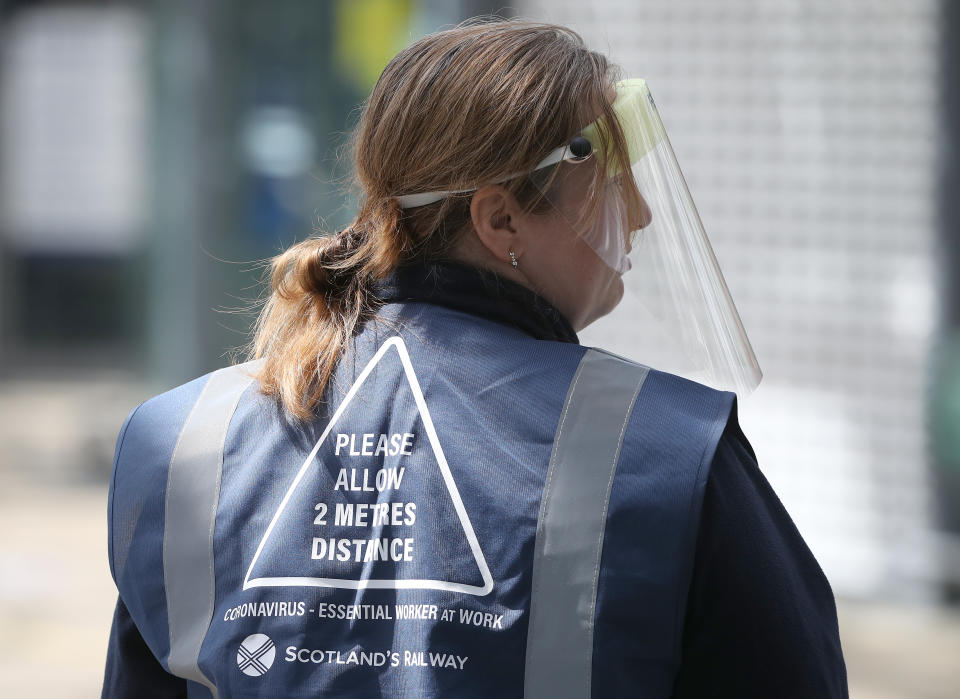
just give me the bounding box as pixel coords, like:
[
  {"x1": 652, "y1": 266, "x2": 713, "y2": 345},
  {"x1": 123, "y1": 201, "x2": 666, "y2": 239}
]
[{"x1": 509, "y1": 250, "x2": 518, "y2": 269}]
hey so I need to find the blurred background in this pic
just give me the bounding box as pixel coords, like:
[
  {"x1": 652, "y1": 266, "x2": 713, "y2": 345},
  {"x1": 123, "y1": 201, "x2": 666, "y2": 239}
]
[{"x1": 0, "y1": 0, "x2": 958, "y2": 696}]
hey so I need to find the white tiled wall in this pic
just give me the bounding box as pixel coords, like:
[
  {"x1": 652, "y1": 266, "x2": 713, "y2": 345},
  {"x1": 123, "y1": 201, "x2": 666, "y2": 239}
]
[{"x1": 524, "y1": 0, "x2": 941, "y2": 598}]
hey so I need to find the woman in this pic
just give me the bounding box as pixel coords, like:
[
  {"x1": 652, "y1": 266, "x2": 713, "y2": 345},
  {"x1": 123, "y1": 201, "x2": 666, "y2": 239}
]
[{"x1": 103, "y1": 18, "x2": 848, "y2": 698}]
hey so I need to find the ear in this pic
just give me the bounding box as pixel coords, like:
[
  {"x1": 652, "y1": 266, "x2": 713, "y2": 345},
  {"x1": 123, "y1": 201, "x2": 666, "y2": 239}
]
[{"x1": 469, "y1": 184, "x2": 523, "y2": 265}]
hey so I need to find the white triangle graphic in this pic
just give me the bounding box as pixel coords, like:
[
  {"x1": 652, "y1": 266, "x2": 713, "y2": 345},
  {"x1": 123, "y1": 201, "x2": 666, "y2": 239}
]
[{"x1": 243, "y1": 336, "x2": 494, "y2": 596}]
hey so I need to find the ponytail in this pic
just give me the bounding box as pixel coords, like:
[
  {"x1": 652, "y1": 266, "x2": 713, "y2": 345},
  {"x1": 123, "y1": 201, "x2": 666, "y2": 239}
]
[{"x1": 251, "y1": 197, "x2": 408, "y2": 421}]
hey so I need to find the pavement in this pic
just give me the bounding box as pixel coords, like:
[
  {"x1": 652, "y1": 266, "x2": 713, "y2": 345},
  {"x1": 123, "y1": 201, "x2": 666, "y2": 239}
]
[{"x1": 0, "y1": 480, "x2": 116, "y2": 698}]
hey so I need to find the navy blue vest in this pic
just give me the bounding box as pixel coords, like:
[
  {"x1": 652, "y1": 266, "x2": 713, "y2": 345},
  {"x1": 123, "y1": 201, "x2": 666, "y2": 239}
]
[{"x1": 108, "y1": 299, "x2": 734, "y2": 698}]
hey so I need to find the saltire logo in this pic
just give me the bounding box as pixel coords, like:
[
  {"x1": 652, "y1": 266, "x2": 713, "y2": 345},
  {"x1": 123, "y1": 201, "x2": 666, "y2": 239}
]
[{"x1": 237, "y1": 633, "x2": 276, "y2": 677}]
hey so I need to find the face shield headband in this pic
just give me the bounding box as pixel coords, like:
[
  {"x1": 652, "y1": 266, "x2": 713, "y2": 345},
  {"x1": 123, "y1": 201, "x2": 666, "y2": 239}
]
[{"x1": 394, "y1": 80, "x2": 654, "y2": 274}]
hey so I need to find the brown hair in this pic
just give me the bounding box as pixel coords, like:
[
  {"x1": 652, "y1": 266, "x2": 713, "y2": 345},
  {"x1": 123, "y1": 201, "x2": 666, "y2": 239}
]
[{"x1": 251, "y1": 17, "x2": 641, "y2": 420}]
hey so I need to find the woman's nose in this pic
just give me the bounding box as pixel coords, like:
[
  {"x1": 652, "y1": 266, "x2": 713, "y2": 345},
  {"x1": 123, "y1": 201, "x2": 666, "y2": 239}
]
[{"x1": 636, "y1": 194, "x2": 653, "y2": 230}]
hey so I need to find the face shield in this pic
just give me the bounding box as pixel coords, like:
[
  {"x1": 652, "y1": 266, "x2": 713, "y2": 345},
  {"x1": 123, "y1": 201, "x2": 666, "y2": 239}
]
[
  {"x1": 395, "y1": 79, "x2": 762, "y2": 397},
  {"x1": 565, "y1": 79, "x2": 762, "y2": 396}
]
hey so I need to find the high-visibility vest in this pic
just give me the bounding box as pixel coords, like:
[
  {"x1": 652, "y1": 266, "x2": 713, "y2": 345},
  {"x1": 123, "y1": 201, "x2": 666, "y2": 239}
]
[{"x1": 108, "y1": 301, "x2": 734, "y2": 698}]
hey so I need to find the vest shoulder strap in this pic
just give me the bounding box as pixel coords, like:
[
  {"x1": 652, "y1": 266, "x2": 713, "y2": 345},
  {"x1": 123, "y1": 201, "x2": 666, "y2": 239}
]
[
  {"x1": 162, "y1": 360, "x2": 262, "y2": 697},
  {"x1": 524, "y1": 349, "x2": 651, "y2": 698}
]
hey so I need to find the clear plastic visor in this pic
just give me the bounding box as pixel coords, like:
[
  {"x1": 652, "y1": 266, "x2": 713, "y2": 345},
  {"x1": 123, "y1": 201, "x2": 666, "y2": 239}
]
[{"x1": 538, "y1": 79, "x2": 763, "y2": 396}]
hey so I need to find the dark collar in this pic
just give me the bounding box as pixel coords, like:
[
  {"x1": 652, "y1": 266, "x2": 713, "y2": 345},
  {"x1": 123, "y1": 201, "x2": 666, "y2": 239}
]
[{"x1": 372, "y1": 261, "x2": 579, "y2": 344}]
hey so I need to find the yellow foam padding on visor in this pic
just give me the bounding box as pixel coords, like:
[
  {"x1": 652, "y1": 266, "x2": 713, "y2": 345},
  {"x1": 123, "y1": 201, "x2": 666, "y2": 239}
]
[{"x1": 579, "y1": 78, "x2": 667, "y2": 176}]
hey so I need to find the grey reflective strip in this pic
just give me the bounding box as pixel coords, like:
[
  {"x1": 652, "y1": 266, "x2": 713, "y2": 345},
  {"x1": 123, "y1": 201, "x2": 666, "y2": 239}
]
[
  {"x1": 524, "y1": 350, "x2": 649, "y2": 698},
  {"x1": 164, "y1": 361, "x2": 262, "y2": 696}
]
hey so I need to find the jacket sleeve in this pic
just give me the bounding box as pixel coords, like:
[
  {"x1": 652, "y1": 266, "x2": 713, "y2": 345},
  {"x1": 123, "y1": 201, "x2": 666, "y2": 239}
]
[
  {"x1": 102, "y1": 596, "x2": 188, "y2": 699},
  {"x1": 672, "y1": 406, "x2": 849, "y2": 698}
]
